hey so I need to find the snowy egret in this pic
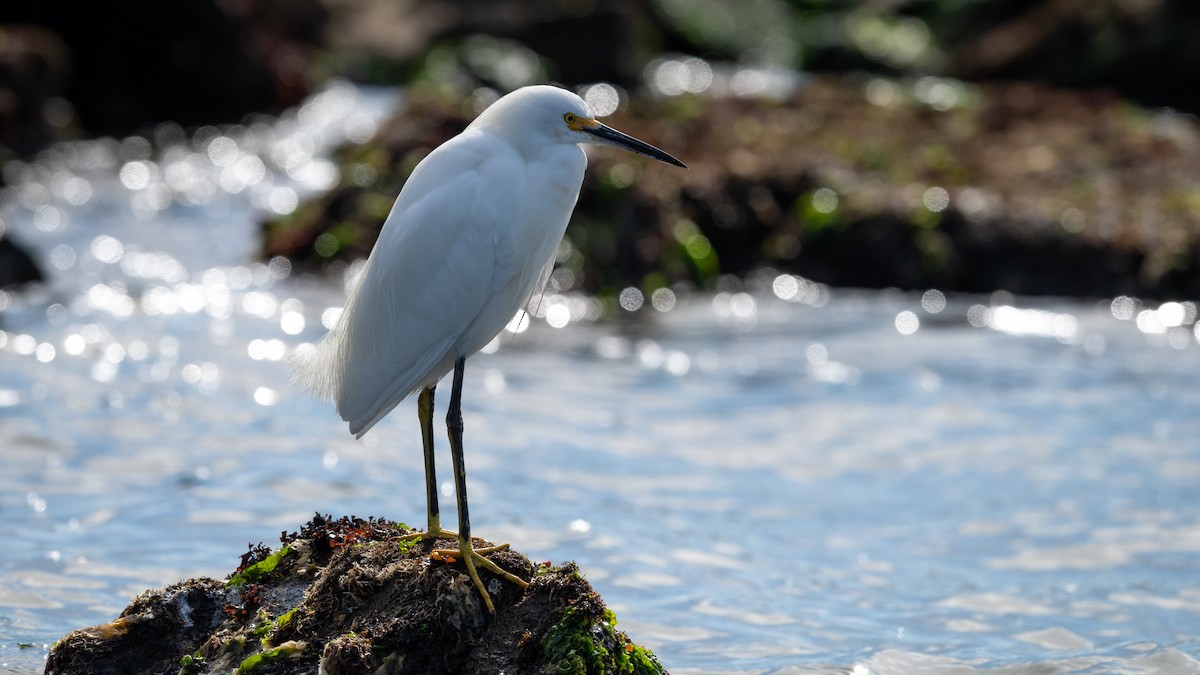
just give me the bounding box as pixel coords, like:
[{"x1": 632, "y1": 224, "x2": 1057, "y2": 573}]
[{"x1": 293, "y1": 84, "x2": 685, "y2": 612}]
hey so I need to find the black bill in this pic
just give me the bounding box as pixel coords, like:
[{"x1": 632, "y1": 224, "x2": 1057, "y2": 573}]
[{"x1": 584, "y1": 122, "x2": 687, "y2": 168}]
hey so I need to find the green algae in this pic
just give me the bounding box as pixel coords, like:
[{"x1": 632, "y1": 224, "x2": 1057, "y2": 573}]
[
  {"x1": 541, "y1": 608, "x2": 665, "y2": 675},
  {"x1": 227, "y1": 545, "x2": 292, "y2": 588},
  {"x1": 177, "y1": 652, "x2": 205, "y2": 673},
  {"x1": 234, "y1": 641, "x2": 306, "y2": 674}
]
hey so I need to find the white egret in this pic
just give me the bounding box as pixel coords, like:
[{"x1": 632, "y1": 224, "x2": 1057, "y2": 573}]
[{"x1": 293, "y1": 84, "x2": 685, "y2": 612}]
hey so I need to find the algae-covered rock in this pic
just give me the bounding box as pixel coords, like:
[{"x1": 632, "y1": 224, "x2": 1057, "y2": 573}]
[{"x1": 45, "y1": 514, "x2": 666, "y2": 675}]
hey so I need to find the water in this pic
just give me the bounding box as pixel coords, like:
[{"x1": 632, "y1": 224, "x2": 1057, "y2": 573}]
[{"x1": 2, "y1": 83, "x2": 1199, "y2": 674}]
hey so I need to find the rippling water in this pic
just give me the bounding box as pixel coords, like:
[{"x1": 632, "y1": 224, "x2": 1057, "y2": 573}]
[{"x1": 2, "y1": 83, "x2": 1199, "y2": 674}]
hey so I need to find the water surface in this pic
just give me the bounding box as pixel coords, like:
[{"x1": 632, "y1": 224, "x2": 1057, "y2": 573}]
[{"x1": 2, "y1": 83, "x2": 1198, "y2": 674}]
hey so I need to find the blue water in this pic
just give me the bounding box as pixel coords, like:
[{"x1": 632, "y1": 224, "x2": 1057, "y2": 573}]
[{"x1": 2, "y1": 83, "x2": 1199, "y2": 674}]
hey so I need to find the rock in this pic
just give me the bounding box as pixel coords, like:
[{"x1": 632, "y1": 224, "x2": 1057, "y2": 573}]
[
  {"x1": 0, "y1": 234, "x2": 43, "y2": 288},
  {"x1": 0, "y1": 0, "x2": 653, "y2": 163},
  {"x1": 262, "y1": 78, "x2": 1200, "y2": 301},
  {"x1": 316, "y1": 0, "x2": 660, "y2": 87},
  {"x1": 45, "y1": 514, "x2": 667, "y2": 675},
  {"x1": 0, "y1": 0, "x2": 326, "y2": 139}
]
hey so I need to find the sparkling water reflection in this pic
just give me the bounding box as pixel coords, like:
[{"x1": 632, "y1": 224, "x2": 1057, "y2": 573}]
[{"x1": 2, "y1": 84, "x2": 1200, "y2": 674}]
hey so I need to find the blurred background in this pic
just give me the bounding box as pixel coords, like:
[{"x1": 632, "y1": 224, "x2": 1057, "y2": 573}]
[
  {"x1": 2, "y1": 1, "x2": 1200, "y2": 674},
  {"x1": 4, "y1": 0, "x2": 1200, "y2": 297}
]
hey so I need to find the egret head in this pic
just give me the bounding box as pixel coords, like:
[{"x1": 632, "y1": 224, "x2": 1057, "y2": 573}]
[{"x1": 470, "y1": 85, "x2": 686, "y2": 168}]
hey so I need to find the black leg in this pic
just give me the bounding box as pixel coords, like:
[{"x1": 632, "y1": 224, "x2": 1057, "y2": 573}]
[
  {"x1": 417, "y1": 386, "x2": 441, "y2": 536},
  {"x1": 446, "y1": 357, "x2": 471, "y2": 543},
  {"x1": 434, "y1": 355, "x2": 529, "y2": 613}
]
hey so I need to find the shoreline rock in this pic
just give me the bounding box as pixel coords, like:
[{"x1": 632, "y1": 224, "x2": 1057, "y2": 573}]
[
  {"x1": 45, "y1": 514, "x2": 667, "y2": 675},
  {"x1": 263, "y1": 77, "x2": 1200, "y2": 302}
]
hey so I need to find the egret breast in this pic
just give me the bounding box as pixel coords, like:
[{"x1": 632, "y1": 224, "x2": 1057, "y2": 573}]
[{"x1": 457, "y1": 145, "x2": 586, "y2": 357}]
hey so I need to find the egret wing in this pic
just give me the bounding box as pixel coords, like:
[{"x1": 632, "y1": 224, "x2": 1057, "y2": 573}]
[{"x1": 331, "y1": 135, "x2": 527, "y2": 435}]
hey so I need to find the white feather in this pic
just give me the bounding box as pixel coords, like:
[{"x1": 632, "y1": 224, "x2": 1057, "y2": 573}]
[{"x1": 291, "y1": 86, "x2": 590, "y2": 437}]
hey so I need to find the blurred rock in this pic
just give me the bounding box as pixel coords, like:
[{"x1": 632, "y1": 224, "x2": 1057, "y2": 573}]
[
  {"x1": 0, "y1": 234, "x2": 42, "y2": 288},
  {"x1": 0, "y1": 24, "x2": 71, "y2": 162},
  {"x1": 263, "y1": 77, "x2": 1200, "y2": 301},
  {"x1": 649, "y1": 0, "x2": 1200, "y2": 117},
  {"x1": 0, "y1": 0, "x2": 660, "y2": 172},
  {"x1": 0, "y1": 0, "x2": 326, "y2": 155},
  {"x1": 316, "y1": 0, "x2": 660, "y2": 87},
  {"x1": 947, "y1": 0, "x2": 1200, "y2": 115}
]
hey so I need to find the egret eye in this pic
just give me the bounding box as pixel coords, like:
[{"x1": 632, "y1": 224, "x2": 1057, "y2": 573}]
[{"x1": 564, "y1": 113, "x2": 577, "y2": 125}]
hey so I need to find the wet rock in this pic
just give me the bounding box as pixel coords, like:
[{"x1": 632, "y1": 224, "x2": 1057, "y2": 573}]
[
  {"x1": 45, "y1": 514, "x2": 667, "y2": 675},
  {"x1": 0, "y1": 234, "x2": 43, "y2": 288}
]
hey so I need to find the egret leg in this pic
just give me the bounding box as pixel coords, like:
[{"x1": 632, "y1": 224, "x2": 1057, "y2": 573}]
[
  {"x1": 400, "y1": 386, "x2": 456, "y2": 541},
  {"x1": 433, "y1": 356, "x2": 528, "y2": 613}
]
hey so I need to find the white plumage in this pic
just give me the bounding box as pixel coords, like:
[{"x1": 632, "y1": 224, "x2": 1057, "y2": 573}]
[
  {"x1": 289, "y1": 84, "x2": 684, "y2": 613},
  {"x1": 293, "y1": 86, "x2": 592, "y2": 435}
]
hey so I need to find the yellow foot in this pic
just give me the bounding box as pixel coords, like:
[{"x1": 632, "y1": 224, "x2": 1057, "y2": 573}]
[
  {"x1": 398, "y1": 526, "x2": 458, "y2": 541},
  {"x1": 432, "y1": 538, "x2": 530, "y2": 613}
]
